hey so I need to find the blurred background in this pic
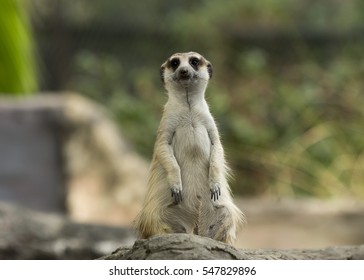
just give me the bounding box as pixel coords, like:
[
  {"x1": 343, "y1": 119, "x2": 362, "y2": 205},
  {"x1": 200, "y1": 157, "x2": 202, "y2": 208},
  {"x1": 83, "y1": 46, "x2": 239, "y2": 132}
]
[{"x1": 1, "y1": 0, "x2": 364, "y2": 257}]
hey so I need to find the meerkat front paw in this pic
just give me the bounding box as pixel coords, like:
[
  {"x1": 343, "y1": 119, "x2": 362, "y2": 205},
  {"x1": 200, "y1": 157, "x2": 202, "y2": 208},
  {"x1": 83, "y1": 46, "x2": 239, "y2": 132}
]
[
  {"x1": 210, "y1": 181, "x2": 221, "y2": 201},
  {"x1": 171, "y1": 183, "x2": 183, "y2": 204}
]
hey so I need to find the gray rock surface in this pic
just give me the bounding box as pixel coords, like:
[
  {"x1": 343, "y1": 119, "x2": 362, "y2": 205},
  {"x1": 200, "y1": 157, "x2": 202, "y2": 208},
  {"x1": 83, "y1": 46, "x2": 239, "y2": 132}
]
[
  {"x1": 100, "y1": 234, "x2": 364, "y2": 260},
  {"x1": 0, "y1": 202, "x2": 136, "y2": 259},
  {"x1": 0, "y1": 97, "x2": 65, "y2": 212},
  {"x1": 0, "y1": 93, "x2": 148, "y2": 225}
]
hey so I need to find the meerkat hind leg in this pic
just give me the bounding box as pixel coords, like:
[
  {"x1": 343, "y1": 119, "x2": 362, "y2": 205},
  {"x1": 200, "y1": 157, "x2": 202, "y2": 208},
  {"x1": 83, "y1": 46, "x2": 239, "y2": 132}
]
[
  {"x1": 205, "y1": 205, "x2": 234, "y2": 243},
  {"x1": 163, "y1": 204, "x2": 196, "y2": 234}
]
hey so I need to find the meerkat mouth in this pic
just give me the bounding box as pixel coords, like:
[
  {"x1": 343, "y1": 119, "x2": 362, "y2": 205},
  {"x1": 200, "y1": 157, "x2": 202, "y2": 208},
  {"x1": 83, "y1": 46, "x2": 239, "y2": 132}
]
[
  {"x1": 177, "y1": 73, "x2": 192, "y2": 82},
  {"x1": 179, "y1": 71, "x2": 191, "y2": 79},
  {"x1": 176, "y1": 73, "x2": 198, "y2": 85}
]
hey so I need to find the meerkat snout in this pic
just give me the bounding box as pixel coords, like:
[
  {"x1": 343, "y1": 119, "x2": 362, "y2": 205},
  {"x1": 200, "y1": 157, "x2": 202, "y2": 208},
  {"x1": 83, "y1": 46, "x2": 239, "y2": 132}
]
[{"x1": 178, "y1": 67, "x2": 191, "y2": 80}]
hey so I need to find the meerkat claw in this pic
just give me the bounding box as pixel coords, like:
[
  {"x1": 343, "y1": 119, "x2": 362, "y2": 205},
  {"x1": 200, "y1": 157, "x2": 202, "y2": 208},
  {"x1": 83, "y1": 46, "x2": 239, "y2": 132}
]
[
  {"x1": 210, "y1": 182, "x2": 221, "y2": 201},
  {"x1": 171, "y1": 185, "x2": 183, "y2": 203}
]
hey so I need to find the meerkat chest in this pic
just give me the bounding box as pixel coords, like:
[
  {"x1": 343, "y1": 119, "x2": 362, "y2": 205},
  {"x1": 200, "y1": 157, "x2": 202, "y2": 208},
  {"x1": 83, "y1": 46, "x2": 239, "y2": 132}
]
[{"x1": 172, "y1": 110, "x2": 211, "y2": 160}]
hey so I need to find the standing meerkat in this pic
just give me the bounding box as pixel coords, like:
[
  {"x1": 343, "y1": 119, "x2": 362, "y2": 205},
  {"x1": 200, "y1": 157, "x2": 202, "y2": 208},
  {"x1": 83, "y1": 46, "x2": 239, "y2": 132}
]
[{"x1": 134, "y1": 51, "x2": 244, "y2": 244}]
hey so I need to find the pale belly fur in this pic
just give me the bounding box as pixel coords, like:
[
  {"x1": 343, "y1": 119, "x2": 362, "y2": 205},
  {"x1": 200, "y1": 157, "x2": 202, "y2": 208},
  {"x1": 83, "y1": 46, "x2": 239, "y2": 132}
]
[{"x1": 172, "y1": 123, "x2": 211, "y2": 207}]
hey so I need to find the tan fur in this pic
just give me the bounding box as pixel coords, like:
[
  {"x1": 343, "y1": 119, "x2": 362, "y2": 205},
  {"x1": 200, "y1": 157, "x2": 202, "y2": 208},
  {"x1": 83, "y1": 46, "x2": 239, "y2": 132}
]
[{"x1": 134, "y1": 52, "x2": 244, "y2": 244}]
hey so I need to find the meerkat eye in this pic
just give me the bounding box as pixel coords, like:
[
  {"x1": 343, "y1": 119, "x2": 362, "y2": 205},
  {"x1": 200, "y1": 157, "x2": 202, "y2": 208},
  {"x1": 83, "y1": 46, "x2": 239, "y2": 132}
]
[
  {"x1": 190, "y1": 57, "x2": 200, "y2": 67},
  {"x1": 170, "y1": 58, "x2": 180, "y2": 70}
]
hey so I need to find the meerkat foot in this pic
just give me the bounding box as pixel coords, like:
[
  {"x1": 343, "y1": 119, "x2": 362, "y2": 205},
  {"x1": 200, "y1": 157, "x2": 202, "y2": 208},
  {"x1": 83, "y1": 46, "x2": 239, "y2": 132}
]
[
  {"x1": 171, "y1": 183, "x2": 183, "y2": 204},
  {"x1": 210, "y1": 182, "x2": 221, "y2": 201}
]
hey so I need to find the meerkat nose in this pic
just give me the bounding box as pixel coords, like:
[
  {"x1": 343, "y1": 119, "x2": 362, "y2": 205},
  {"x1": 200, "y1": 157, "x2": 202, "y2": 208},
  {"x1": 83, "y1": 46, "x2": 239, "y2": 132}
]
[
  {"x1": 178, "y1": 67, "x2": 191, "y2": 79},
  {"x1": 180, "y1": 68, "x2": 188, "y2": 74}
]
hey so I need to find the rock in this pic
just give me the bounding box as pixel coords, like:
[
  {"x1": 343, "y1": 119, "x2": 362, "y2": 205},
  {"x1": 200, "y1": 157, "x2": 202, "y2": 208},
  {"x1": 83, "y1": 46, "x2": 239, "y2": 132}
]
[
  {"x1": 0, "y1": 93, "x2": 149, "y2": 225},
  {"x1": 62, "y1": 94, "x2": 149, "y2": 225},
  {"x1": 0, "y1": 202, "x2": 136, "y2": 260},
  {"x1": 100, "y1": 234, "x2": 364, "y2": 260},
  {"x1": 0, "y1": 97, "x2": 66, "y2": 212}
]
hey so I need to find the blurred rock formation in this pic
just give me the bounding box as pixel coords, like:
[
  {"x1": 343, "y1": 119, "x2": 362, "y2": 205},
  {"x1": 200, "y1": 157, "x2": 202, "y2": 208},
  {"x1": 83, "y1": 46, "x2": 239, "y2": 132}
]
[
  {"x1": 0, "y1": 202, "x2": 136, "y2": 259},
  {"x1": 0, "y1": 93, "x2": 148, "y2": 225}
]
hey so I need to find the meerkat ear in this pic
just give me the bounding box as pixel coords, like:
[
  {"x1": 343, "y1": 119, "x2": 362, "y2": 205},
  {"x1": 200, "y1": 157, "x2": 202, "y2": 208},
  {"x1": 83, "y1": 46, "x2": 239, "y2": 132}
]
[
  {"x1": 160, "y1": 64, "x2": 166, "y2": 84},
  {"x1": 207, "y1": 62, "x2": 213, "y2": 79}
]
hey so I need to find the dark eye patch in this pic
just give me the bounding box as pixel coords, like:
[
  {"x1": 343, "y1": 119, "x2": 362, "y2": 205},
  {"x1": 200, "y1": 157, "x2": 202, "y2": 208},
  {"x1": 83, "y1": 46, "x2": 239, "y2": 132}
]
[
  {"x1": 169, "y1": 58, "x2": 180, "y2": 70},
  {"x1": 189, "y1": 57, "x2": 200, "y2": 69}
]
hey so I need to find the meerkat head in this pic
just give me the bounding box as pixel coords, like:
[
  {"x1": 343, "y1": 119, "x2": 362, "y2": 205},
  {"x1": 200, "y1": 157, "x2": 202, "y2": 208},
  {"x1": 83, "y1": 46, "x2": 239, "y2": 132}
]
[{"x1": 160, "y1": 52, "x2": 213, "y2": 93}]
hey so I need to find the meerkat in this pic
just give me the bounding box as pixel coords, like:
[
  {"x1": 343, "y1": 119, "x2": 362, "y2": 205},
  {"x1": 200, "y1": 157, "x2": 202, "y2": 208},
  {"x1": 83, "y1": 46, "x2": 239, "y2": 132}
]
[{"x1": 134, "y1": 51, "x2": 244, "y2": 244}]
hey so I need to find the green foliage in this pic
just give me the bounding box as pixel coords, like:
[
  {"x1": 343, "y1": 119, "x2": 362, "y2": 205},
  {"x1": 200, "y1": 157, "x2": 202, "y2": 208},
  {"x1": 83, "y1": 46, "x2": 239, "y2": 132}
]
[
  {"x1": 221, "y1": 48, "x2": 364, "y2": 198},
  {"x1": 0, "y1": 0, "x2": 38, "y2": 95},
  {"x1": 70, "y1": 51, "x2": 162, "y2": 156},
  {"x1": 61, "y1": 0, "x2": 364, "y2": 198}
]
